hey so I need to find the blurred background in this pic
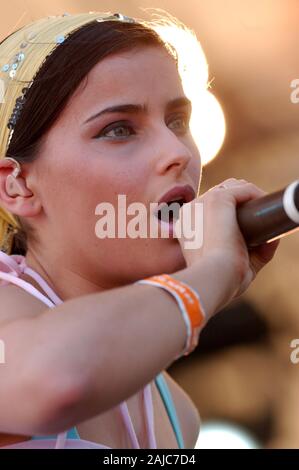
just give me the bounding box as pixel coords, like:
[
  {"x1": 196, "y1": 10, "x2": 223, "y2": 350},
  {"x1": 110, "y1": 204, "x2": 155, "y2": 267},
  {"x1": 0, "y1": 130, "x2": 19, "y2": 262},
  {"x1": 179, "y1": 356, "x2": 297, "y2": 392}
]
[{"x1": 1, "y1": 0, "x2": 299, "y2": 448}]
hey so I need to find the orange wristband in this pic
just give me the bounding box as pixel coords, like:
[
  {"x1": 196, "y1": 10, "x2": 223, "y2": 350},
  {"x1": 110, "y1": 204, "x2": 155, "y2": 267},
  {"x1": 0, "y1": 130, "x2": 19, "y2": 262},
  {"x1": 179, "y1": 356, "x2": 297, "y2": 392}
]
[{"x1": 136, "y1": 274, "x2": 206, "y2": 358}]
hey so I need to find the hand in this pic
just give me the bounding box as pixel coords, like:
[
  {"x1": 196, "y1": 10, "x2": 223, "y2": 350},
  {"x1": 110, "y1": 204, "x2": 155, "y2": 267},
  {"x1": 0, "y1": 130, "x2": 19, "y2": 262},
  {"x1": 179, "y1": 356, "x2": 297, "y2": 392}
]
[{"x1": 174, "y1": 178, "x2": 280, "y2": 305}]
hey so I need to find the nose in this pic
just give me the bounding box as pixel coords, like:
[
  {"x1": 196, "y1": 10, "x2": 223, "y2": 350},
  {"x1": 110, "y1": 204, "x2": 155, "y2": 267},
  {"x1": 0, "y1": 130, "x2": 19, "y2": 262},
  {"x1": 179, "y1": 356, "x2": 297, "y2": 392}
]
[{"x1": 153, "y1": 128, "x2": 194, "y2": 176}]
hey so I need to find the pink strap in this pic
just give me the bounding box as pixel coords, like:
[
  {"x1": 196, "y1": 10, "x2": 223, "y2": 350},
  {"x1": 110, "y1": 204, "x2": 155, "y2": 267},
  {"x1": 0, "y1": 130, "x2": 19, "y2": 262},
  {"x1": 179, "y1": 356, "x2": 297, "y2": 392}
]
[
  {"x1": 55, "y1": 431, "x2": 68, "y2": 449},
  {"x1": 0, "y1": 270, "x2": 55, "y2": 308},
  {"x1": 24, "y1": 266, "x2": 63, "y2": 305},
  {"x1": 0, "y1": 251, "x2": 63, "y2": 306},
  {"x1": 144, "y1": 383, "x2": 157, "y2": 448},
  {"x1": 56, "y1": 384, "x2": 157, "y2": 449},
  {"x1": 119, "y1": 384, "x2": 157, "y2": 449},
  {"x1": 119, "y1": 402, "x2": 140, "y2": 449},
  {"x1": 0, "y1": 252, "x2": 27, "y2": 276}
]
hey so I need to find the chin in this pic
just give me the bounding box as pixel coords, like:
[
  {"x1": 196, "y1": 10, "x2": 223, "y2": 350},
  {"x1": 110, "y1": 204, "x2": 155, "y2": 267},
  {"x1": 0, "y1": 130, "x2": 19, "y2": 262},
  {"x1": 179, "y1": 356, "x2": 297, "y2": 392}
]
[
  {"x1": 146, "y1": 239, "x2": 187, "y2": 277},
  {"x1": 164, "y1": 249, "x2": 187, "y2": 273}
]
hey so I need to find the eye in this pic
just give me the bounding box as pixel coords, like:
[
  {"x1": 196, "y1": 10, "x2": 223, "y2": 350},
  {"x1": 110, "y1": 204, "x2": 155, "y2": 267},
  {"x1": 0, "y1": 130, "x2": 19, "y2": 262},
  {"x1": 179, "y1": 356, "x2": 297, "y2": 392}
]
[
  {"x1": 93, "y1": 121, "x2": 136, "y2": 140},
  {"x1": 168, "y1": 114, "x2": 190, "y2": 133}
]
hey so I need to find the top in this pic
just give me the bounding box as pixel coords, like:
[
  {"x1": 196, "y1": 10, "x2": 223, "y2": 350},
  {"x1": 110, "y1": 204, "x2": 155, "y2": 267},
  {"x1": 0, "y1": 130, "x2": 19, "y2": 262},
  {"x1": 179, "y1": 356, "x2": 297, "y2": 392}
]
[{"x1": 0, "y1": 251, "x2": 185, "y2": 449}]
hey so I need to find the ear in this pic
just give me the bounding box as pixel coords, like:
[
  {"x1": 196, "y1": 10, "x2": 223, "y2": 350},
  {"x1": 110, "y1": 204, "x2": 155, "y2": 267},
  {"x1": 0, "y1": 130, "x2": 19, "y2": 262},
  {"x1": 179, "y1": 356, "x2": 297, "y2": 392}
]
[{"x1": 0, "y1": 159, "x2": 41, "y2": 217}]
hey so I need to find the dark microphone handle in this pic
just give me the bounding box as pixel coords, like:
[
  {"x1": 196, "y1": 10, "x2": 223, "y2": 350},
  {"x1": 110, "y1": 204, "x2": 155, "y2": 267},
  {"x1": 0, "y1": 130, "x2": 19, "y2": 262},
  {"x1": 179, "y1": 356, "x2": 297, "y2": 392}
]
[{"x1": 236, "y1": 180, "x2": 299, "y2": 247}]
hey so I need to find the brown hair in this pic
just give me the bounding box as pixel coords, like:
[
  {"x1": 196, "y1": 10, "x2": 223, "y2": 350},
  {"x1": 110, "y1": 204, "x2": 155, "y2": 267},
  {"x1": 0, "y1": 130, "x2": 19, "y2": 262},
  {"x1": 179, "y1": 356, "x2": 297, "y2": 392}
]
[{"x1": 4, "y1": 19, "x2": 177, "y2": 255}]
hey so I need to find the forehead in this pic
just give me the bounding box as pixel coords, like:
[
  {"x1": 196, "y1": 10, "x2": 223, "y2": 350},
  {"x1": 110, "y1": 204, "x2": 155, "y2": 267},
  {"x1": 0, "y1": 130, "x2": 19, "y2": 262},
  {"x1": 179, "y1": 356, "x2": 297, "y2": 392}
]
[{"x1": 68, "y1": 46, "x2": 184, "y2": 116}]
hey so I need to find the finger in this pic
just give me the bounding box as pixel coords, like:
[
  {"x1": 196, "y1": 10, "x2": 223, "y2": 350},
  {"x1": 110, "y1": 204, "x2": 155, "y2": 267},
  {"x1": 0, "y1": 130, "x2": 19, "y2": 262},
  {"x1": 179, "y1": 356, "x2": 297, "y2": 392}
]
[
  {"x1": 228, "y1": 181, "x2": 266, "y2": 195},
  {"x1": 209, "y1": 182, "x2": 267, "y2": 206},
  {"x1": 213, "y1": 180, "x2": 267, "y2": 199},
  {"x1": 249, "y1": 238, "x2": 281, "y2": 274},
  {"x1": 212, "y1": 178, "x2": 243, "y2": 190}
]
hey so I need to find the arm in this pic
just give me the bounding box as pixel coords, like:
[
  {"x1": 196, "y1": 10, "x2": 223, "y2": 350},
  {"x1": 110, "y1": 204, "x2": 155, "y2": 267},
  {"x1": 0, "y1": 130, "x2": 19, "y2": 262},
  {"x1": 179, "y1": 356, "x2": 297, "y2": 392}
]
[{"x1": 0, "y1": 257, "x2": 225, "y2": 436}]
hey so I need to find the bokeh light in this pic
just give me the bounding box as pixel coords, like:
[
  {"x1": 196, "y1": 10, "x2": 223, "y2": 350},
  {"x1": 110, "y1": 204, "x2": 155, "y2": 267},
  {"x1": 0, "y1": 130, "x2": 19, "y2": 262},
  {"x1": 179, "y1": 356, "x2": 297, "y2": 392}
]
[
  {"x1": 195, "y1": 421, "x2": 260, "y2": 449},
  {"x1": 153, "y1": 15, "x2": 226, "y2": 165}
]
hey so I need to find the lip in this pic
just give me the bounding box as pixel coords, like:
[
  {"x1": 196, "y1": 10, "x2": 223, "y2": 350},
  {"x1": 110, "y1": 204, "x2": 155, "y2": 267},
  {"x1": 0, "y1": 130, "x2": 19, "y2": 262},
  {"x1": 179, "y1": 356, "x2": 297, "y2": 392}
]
[
  {"x1": 152, "y1": 184, "x2": 196, "y2": 238},
  {"x1": 157, "y1": 184, "x2": 196, "y2": 207}
]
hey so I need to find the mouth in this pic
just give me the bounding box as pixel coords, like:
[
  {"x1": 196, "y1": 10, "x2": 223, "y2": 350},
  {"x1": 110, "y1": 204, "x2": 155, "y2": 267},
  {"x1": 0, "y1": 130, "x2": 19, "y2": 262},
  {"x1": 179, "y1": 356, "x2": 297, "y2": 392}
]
[{"x1": 154, "y1": 184, "x2": 196, "y2": 230}]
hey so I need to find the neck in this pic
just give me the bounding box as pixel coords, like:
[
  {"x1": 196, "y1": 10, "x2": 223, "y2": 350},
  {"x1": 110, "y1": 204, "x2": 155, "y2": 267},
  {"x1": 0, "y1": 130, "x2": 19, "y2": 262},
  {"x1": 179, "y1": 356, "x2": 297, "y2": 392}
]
[{"x1": 24, "y1": 247, "x2": 109, "y2": 302}]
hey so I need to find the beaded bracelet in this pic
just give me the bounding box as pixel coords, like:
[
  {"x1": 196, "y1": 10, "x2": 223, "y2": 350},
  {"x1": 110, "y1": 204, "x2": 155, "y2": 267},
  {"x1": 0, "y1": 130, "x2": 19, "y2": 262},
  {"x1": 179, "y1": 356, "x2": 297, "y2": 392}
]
[{"x1": 135, "y1": 274, "x2": 206, "y2": 359}]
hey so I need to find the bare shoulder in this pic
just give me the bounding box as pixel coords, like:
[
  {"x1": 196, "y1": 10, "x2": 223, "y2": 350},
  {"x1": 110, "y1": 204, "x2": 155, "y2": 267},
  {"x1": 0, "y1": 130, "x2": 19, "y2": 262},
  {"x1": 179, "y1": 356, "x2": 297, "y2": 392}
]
[
  {"x1": 162, "y1": 370, "x2": 200, "y2": 449},
  {"x1": 0, "y1": 284, "x2": 47, "y2": 327}
]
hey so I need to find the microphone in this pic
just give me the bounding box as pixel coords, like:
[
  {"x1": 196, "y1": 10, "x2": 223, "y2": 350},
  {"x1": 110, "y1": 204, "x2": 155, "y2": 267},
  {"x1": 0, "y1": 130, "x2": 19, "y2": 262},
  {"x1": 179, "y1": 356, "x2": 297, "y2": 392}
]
[{"x1": 236, "y1": 180, "x2": 299, "y2": 247}]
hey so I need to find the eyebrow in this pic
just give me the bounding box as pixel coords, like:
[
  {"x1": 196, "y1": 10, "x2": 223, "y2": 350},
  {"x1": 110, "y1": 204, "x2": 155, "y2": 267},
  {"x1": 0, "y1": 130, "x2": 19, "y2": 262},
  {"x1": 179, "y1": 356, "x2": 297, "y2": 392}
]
[{"x1": 83, "y1": 96, "x2": 192, "y2": 125}]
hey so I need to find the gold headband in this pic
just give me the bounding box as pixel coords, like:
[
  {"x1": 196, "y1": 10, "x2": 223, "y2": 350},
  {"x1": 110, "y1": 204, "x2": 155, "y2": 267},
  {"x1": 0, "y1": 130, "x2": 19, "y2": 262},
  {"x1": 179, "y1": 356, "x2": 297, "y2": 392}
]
[{"x1": 0, "y1": 11, "x2": 137, "y2": 254}]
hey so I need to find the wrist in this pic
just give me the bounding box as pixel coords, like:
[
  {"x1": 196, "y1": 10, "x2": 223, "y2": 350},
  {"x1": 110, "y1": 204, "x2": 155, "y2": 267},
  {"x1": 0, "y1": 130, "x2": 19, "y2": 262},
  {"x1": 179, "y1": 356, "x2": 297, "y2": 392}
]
[
  {"x1": 135, "y1": 274, "x2": 206, "y2": 359},
  {"x1": 173, "y1": 254, "x2": 236, "y2": 320}
]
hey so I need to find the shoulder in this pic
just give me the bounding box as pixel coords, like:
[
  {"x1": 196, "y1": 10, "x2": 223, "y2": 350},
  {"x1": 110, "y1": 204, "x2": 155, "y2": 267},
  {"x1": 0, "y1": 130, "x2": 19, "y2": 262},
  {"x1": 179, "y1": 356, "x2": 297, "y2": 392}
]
[
  {"x1": 0, "y1": 283, "x2": 47, "y2": 327},
  {"x1": 161, "y1": 370, "x2": 200, "y2": 449}
]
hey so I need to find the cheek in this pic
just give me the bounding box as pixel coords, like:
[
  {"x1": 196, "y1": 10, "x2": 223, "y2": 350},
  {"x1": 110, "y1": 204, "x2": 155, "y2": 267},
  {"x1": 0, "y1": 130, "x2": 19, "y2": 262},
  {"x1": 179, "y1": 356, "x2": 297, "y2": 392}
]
[{"x1": 67, "y1": 159, "x2": 150, "y2": 230}]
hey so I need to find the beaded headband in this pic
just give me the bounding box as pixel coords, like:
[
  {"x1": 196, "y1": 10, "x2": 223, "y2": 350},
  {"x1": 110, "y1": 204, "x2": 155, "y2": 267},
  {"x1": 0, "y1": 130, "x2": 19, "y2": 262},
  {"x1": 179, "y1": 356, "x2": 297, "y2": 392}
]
[
  {"x1": 0, "y1": 11, "x2": 137, "y2": 253},
  {"x1": 0, "y1": 12, "x2": 136, "y2": 151}
]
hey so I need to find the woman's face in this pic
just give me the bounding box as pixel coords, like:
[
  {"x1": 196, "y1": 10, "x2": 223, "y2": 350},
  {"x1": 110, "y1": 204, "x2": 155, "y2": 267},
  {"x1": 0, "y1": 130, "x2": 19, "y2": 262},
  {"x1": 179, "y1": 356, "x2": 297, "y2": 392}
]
[{"x1": 34, "y1": 45, "x2": 202, "y2": 288}]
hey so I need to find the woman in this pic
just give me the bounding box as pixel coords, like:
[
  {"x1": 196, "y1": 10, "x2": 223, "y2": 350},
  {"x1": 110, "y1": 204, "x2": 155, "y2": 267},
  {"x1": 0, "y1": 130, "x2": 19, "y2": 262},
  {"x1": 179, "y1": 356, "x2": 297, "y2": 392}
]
[{"x1": 0, "y1": 11, "x2": 280, "y2": 449}]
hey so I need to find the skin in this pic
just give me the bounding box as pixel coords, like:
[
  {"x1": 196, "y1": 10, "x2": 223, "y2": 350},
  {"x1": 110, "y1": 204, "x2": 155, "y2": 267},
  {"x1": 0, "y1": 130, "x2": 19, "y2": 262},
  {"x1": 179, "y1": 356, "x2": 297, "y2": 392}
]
[
  {"x1": 0, "y1": 45, "x2": 202, "y2": 447},
  {"x1": 0, "y1": 45, "x2": 202, "y2": 301}
]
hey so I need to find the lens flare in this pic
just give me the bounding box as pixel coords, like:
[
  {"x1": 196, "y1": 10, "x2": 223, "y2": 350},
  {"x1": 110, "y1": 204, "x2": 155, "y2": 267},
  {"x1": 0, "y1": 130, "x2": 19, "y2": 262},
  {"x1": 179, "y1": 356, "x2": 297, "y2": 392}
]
[{"x1": 154, "y1": 20, "x2": 226, "y2": 165}]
